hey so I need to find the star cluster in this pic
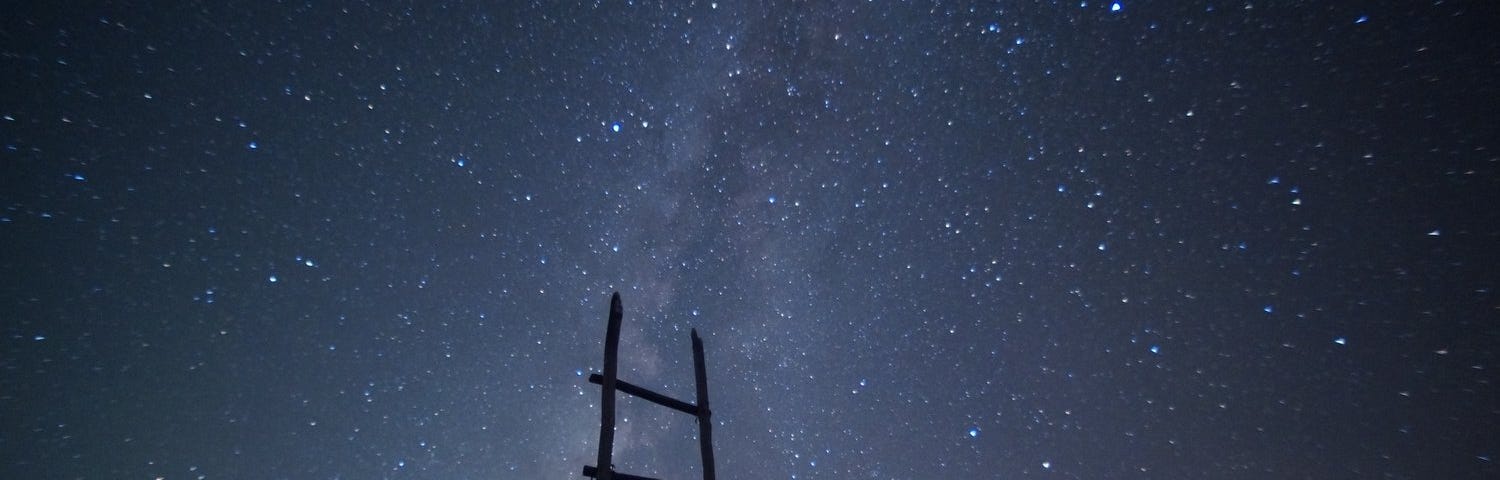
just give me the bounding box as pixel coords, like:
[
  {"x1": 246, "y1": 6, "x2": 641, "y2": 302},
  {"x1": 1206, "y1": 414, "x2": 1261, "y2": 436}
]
[{"x1": 2, "y1": 2, "x2": 1497, "y2": 479}]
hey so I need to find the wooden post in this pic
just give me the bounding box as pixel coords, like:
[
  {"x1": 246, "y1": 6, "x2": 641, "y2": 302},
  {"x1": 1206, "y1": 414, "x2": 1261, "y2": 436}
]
[
  {"x1": 692, "y1": 329, "x2": 716, "y2": 480},
  {"x1": 594, "y1": 293, "x2": 623, "y2": 480}
]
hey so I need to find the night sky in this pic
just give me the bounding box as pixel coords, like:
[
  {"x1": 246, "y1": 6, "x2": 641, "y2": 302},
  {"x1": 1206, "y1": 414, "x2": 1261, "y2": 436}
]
[{"x1": 3, "y1": 1, "x2": 1498, "y2": 479}]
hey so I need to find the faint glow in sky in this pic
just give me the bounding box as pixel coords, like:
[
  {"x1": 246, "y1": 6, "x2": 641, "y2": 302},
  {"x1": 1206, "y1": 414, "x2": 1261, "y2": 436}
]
[{"x1": 4, "y1": 3, "x2": 1489, "y2": 479}]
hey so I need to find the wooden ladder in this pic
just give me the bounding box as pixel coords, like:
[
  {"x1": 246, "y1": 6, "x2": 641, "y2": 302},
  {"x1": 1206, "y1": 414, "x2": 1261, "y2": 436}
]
[{"x1": 583, "y1": 292, "x2": 716, "y2": 480}]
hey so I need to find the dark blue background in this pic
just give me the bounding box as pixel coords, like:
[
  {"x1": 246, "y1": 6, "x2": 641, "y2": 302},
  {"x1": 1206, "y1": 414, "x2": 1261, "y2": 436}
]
[{"x1": 2, "y1": 1, "x2": 1496, "y2": 478}]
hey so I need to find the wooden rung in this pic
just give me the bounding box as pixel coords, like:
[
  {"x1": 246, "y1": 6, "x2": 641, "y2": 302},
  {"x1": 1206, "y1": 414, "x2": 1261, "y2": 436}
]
[
  {"x1": 587, "y1": 374, "x2": 698, "y2": 416},
  {"x1": 582, "y1": 465, "x2": 662, "y2": 480}
]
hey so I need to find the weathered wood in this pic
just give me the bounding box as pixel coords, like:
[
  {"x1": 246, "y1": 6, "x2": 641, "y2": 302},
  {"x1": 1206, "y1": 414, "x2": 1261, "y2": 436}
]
[
  {"x1": 595, "y1": 293, "x2": 624, "y2": 480},
  {"x1": 582, "y1": 465, "x2": 661, "y2": 480},
  {"x1": 587, "y1": 374, "x2": 698, "y2": 416},
  {"x1": 692, "y1": 328, "x2": 716, "y2": 480},
  {"x1": 583, "y1": 293, "x2": 717, "y2": 480}
]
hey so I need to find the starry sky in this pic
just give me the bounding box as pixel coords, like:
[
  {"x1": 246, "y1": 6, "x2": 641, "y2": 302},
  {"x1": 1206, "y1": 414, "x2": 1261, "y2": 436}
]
[{"x1": 3, "y1": 1, "x2": 1498, "y2": 479}]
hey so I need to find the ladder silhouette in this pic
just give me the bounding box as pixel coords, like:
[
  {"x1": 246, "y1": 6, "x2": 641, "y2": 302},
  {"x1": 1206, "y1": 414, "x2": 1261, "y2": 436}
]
[{"x1": 583, "y1": 292, "x2": 716, "y2": 480}]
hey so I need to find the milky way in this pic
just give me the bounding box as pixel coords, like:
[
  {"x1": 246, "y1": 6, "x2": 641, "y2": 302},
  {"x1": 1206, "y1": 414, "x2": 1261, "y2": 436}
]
[{"x1": 2, "y1": 2, "x2": 1497, "y2": 479}]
